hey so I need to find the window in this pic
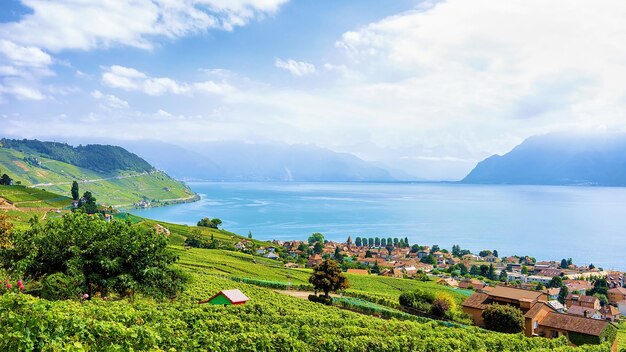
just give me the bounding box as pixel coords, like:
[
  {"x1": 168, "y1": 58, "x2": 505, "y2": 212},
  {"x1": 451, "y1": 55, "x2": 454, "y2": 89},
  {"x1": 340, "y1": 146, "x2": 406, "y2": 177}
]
[
  {"x1": 533, "y1": 321, "x2": 538, "y2": 330},
  {"x1": 551, "y1": 330, "x2": 559, "y2": 338}
]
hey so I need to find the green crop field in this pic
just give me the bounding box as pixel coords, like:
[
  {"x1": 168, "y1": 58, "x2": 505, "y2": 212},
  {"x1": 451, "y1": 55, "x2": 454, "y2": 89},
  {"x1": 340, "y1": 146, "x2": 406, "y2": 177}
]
[
  {"x1": 0, "y1": 190, "x2": 616, "y2": 351},
  {"x1": 0, "y1": 148, "x2": 196, "y2": 208}
]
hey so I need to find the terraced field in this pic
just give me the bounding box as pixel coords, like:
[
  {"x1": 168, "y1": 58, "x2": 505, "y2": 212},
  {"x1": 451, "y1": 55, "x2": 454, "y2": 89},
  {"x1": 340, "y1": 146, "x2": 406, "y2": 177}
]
[{"x1": 0, "y1": 148, "x2": 195, "y2": 208}]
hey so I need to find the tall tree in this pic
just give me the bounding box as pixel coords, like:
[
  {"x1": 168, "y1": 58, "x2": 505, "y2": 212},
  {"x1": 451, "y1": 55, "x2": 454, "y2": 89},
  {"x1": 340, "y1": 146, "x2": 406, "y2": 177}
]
[
  {"x1": 380, "y1": 238, "x2": 386, "y2": 246},
  {"x1": 71, "y1": 181, "x2": 79, "y2": 200},
  {"x1": 374, "y1": 237, "x2": 380, "y2": 246},
  {"x1": 404, "y1": 237, "x2": 409, "y2": 246},
  {"x1": 368, "y1": 238, "x2": 374, "y2": 247},
  {"x1": 309, "y1": 259, "x2": 349, "y2": 297},
  {"x1": 560, "y1": 259, "x2": 568, "y2": 269},
  {"x1": 355, "y1": 237, "x2": 362, "y2": 247},
  {"x1": 558, "y1": 285, "x2": 569, "y2": 304},
  {"x1": 308, "y1": 233, "x2": 325, "y2": 243}
]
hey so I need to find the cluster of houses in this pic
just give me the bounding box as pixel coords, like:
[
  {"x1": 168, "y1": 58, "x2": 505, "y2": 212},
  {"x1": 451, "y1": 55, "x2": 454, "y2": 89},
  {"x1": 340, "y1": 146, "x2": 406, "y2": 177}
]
[{"x1": 462, "y1": 285, "x2": 620, "y2": 350}]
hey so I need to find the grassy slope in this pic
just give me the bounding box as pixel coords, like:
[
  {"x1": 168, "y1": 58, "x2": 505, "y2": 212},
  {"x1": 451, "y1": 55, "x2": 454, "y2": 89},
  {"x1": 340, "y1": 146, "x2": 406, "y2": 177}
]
[
  {"x1": 618, "y1": 323, "x2": 626, "y2": 350},
  {"x1": 0, "y1": 192, "x2": 613, "y2": 351},
  {"x1": 0, "y1": 148, "x2": 195, "y2": 208}
]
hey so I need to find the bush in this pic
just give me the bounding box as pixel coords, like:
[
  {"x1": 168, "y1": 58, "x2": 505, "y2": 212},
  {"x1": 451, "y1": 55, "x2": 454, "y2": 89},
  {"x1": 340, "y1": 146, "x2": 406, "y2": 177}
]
[
  {"x1": 308, "y1": 294, "x2": 332, "y2": 305},
  {"x1": 430, "y1": 293, "x2": 456, "y2": 317},
  {"x1": 482, "y1": 304, "x2": 524, "y2": 334},
  {"x1": 40, "y1": 273, "x2": 84, "y2": 300}
]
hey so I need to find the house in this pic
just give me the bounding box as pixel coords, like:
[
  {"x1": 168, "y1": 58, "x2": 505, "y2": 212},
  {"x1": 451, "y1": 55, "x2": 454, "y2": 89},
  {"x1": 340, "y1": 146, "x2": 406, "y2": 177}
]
[
  {"x1": 534, "y1": 269, "x2": 562, "y2": 278},
  {"x1": 567, "y1": 305, "x2": 602, "y2": 320},
  {"x1": 256, "y1": 248, "x2": 266, "y2": 255},
  {"x1": 563, "y1": 280, "x2": 592, "y2": 295},
  {"x1": 483, "y1": 254, "x2": 498, "y2": 263},
  {"x1": 546, "y1": 300, "x2": 565, "y2": 313},
  {"x1": 458, "y1": 279, "x2": 485, "y2": 290},
  {"x1": 264, "y1": 252, "x2": 279, "y2": 259},
  {"x1": 437, "y1": 278, "x2": 458, "y2": 287},
  {"x1": 346, "y1": 269, "x2": 369, "y2": 275},
  {"x1": 524, "y1": 303, "x2": 617, "y2": 349},
  {"x1": 235, "y1": 242, "x2": 247, "y2": 250},
  {"x1": 608, "y1": 287, "x2": 626, "y2": 305},
  {"x1": 542, "y1": 287, "x2": 560, "y2": 301},
  {"x1": 600, "y1": 305, "x2": 621, "y2": 322},
  {"x1": 463, "y1": 288, "x2": 618, "y2": 349},
  {"x1": 566, "y1": 294, "x2": 600, "y2": 310},
  {"x1": 306, "y1": 254, "x2": 323, "y2": 268},
  {"x1": 199, "y1": 289, "x2": 250, "y2": 306},
  {"x1": 462, "y1": 286, "x2": 548, "y2": 327}
]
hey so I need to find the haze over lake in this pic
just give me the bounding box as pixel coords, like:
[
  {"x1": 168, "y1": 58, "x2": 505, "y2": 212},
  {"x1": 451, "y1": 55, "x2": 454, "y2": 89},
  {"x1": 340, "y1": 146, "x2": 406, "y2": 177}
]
[{"x1": 133, "y1": 182, "x2": 626, "y2": 271}]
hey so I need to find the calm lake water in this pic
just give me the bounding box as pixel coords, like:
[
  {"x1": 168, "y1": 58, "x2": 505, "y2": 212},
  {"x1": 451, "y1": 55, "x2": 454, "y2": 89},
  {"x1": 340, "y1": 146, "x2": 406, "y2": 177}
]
[{"x1": 132, "y1": 182, "x2": 626, "y2": 271}]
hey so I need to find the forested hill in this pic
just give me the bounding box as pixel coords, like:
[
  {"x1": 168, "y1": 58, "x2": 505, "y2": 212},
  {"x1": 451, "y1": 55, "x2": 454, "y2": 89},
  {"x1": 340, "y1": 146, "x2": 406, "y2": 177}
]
[
  {"x1": 0, "y1": 139, "x2": 153, "y2": 173},
  {"x1": 462, "y1": 132, "x2": 626, "y2": 186},
  {"x1": 0, "y1": 139, "x2": 197, "y2": 208}
]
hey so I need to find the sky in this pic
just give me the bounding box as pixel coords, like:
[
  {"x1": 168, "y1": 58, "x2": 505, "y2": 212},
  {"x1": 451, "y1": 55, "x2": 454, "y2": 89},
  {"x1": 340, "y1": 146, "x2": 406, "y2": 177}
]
[{"x1": 1, "y1": 0, "x2": 626, "y2": 180}]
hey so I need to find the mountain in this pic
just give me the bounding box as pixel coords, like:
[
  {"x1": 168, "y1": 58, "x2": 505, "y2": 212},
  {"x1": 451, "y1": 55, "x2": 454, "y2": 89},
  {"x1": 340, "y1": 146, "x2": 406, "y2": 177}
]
[
  {"x1": 0, "y1": 139, "x2": 197, "y2": 207},
  {"x1": 461, "y1": 132, "x2": 626, "y2": 186},
  {"x1": 123, "y1": 140, "x2": 397, "y2": 182}
]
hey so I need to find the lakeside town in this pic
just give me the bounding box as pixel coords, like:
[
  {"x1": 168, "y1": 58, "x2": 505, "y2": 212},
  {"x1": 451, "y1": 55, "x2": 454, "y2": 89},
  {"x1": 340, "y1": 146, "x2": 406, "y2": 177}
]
[{"x1": 236, "y1": 234, "x2": 625, "y2": 350}]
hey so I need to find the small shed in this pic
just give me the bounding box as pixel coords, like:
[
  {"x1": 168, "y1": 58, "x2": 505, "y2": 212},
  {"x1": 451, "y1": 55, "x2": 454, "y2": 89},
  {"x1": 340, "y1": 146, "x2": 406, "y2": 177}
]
[{"x1": 200, "y1": 289, "x2": 250, "y2": 306}]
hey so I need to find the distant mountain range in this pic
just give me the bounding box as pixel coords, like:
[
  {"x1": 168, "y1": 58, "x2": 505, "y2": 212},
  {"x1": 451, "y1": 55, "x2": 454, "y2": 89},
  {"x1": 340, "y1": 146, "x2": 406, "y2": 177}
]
[
  {"x1": 462, "y1": 132, "x2": 626, "y2": 186},
  {"x1": 122, "y1": 140, "x2": 400, "y2": 182}
]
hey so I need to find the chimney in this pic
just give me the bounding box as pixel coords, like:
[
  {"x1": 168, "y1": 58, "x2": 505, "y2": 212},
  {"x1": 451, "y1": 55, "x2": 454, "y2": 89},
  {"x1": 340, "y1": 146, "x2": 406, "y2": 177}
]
[{"x1": 583, "y1": 310, "x2": 588, "y2": 318}]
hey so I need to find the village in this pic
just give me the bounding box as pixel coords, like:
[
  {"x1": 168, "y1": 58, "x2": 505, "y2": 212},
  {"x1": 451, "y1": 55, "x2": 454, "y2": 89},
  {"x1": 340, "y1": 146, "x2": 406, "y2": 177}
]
[{"x1": 243, "y1": 234, "x2": 626, "y2": 349}]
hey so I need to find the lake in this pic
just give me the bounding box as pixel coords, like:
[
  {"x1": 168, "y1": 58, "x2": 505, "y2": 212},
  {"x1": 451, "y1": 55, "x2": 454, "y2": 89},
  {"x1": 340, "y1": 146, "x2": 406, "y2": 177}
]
[{"x1": 132, "y1": 182, "x2": 626, "y2": 271}]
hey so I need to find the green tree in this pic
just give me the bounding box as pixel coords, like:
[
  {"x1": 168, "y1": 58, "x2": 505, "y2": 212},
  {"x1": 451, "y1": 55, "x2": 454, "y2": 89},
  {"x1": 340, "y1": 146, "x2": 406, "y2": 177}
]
[
  {"x1": 547, "y1": 276, "x2": 563, "y2": 288},
  {"x1": 499, "y1": 269, "x2": 508, "y2": 282},
  {"x1": 593, "y1": 293, "x2": 608, "y2": 307},
  {"x1": 78, "y1": 191, "x2": 97, "y2": 214},
  {"x1": 309, "y1": 259, "x2": 349, "y2": 297},
  {"x1": 0, "y1": 173, "x2": 12, "y2": 185},
  {"x1": 420, "y1": 254, "x2": 435, "y2": 265},
  {"x1": 560, "y1": 258, "x2": 568, "y2": 269},
  {"x1": 431, "y1": 244, "x2": 440, "y2": 252},
  {"x1": 365, "y1": 250, "x2": 373, "y2": 258},
  {"x1": 0, "y1": 212, "x2": 186, "y2": 300},
  {"x1": 387, "y1": 237, "x2": 392, "y2": 247},
  {"x1": 371, "y1": 261, "x2": 380, "y2": 274},
  {"x1": 71, "y1": 181, "x2": 79, "y2": 200},
  {"x1": 558, "y1": 285, "x2": 569, "y2": 304},
  {"x1": 535, "y1": 282, "x2": 545, "y2": 291},
  {"x1": 487, "y1": 264, "x2": 496, "y2": 280},
  {"x1": 248, "y1": 231, "x2": 252, "y2": 239},
  {"x1": 452, "y1": 245, "x2": 461, "y2": 257},
  {"x1": 493, "y1": 250, "x2": 498, "y2": 257},
  {"x1": 404, "y1": 237, "x2": 409, "y2": 246},
  {"x1": 393, "y1": 238, "x2": 399, "y2": 246},
  {"x1": 479, "y1": 250, "x2": 493, "y2": 257},
  {"x1": 374, "y1": 237, "x2": 380, "y2": 246},
  {"x1": 368, "y1": 237, "x2": 374, "y2": 247},
  {"x1": 380, "y1": 238, "x2": 386, "y2": 246},
  {"x1": 589, "y1": 278, "x2": 609, "y2": 296},
  {"x1": 458, "y1": 263, "x2": 469, "y2": 276},
  {"x1": 482, "y1": 304, "x2": 524, "y2": 333},
  {"x1": 355, "y1": 237, "x2": 362, "y2": 246},
  {"x1": 308, "y1": 233, "x2": 325, "y2": 243},
  {"x1": 197, "y1": 217, "x2": 221, "y2": 229},
  {"x1": 313, "y1": 241, "x2": 324, "y2": 254},
  {"x1": 334, "y1": 247, "x2": 343, "y2": 262},
  {"x1": 521, "y1": 265, "x2": 529, "y2": 275}
]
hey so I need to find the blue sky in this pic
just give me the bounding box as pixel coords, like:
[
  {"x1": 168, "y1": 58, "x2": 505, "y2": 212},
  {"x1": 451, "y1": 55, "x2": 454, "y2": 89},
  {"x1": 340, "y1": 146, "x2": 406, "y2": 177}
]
[{"x1": 1, "y1": 0, "x2": 625, "y2": 179}]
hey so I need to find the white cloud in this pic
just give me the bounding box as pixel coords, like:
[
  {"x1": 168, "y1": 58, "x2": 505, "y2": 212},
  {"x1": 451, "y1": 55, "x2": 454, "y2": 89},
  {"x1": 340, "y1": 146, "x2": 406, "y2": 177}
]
[
  {"x1": 275, "y1": 58, "x2": 316, "y2": 76},
  {"x1": 0, "y1": 39, "x2": 51, "y2": 68},
  {"x1": 0, "y1": 0, "x2": 289, "y2": 52},
  {"x1": 102, "y1": 65, "x2": 233, "y2": 96},
  {"x1": 91, "y1": 90, "x2": 129, "y2": 109}
]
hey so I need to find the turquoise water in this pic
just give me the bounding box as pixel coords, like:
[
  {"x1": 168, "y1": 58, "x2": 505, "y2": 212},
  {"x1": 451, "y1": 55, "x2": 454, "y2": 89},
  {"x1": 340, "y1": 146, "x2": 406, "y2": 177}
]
[{"x1": 132, "y1": 182, "x2": 626, "y2": 271}]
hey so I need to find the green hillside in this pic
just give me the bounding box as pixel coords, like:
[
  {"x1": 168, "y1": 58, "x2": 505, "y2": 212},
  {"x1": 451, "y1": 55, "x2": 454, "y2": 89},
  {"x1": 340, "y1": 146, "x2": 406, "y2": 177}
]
[
  {"x1": 0, "y1": 146, "x2": 196, "y2": 208},
  {"x1": 0, "y1": 192, "x2": 614, "y2": 351}
]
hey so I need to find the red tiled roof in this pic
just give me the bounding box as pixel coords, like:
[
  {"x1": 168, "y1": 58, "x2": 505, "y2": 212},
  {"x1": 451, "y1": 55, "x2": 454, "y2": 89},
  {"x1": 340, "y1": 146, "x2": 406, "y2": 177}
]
[
  {"x1": 539, "y1": 312, "x2": 608, "y2": 336},
  {"x1": 461, "y1": 292, "x2": 490, "y2": 310}
]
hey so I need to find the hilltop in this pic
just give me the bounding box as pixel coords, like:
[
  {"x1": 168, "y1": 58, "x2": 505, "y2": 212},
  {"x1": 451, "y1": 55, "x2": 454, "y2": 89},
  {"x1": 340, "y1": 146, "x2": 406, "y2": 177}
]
[
  {"x1": 462, "y1": 132, "x2": 626, "y2": 186},
  {"x1": 0, "y1": 139, "x2": 197, "y2": 208}
]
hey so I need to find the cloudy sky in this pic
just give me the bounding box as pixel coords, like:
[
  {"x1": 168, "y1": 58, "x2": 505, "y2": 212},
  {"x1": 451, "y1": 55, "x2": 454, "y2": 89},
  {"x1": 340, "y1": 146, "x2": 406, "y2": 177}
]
[{"x1": 1, "y1": 0, "x2": 625, "y2": 179}]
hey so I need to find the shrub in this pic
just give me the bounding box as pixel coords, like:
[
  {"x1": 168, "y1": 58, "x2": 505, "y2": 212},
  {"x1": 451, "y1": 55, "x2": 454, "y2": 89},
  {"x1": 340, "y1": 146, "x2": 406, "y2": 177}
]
[
  {"x1": 40, "y1": 273, "x2": 84, "y2": 300},
  {"x1": 431, "y1": 293, "x2": 456, "y2": 317},
  {"x1": 482, "y1": 304, "x2": 524, "y2": 334},
  {"x1": 308, "y1": 294, "x2": 332, "y2": 305}
]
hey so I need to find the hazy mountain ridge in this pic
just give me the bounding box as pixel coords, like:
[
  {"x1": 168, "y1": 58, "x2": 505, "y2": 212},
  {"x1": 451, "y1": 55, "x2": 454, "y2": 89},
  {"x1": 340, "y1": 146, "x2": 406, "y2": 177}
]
[
  {"x1": 123, "y1": 141, "x2": 400, "y2": 182},
  {"x1": 462, "y1": 132, "x2": 626, "y2": 186}
]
